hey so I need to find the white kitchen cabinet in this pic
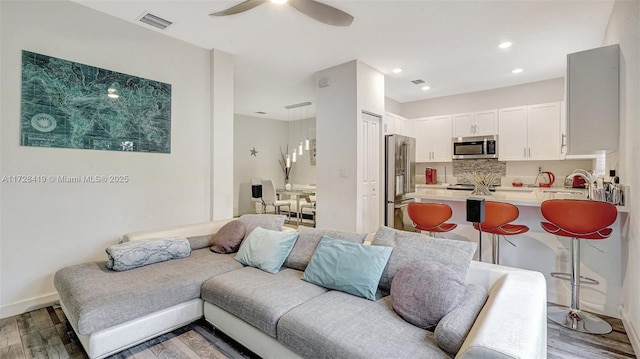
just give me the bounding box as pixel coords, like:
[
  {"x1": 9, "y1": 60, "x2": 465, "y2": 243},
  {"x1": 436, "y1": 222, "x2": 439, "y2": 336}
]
[
  {"x1": 384, "y1": 112, "x2": 413, "y2": 137},
  {"x1": 397, "y1": 115, "x2": 414, "y2": 137},
  {"x1": 383, "y1": 113, "x2": 395, "y2": 135},
  {"x1": 414, "y1": 115, "x2": 452, "y2": 162},
  {"x1": 452, "y1": 110, "x2": 497, "y2": 137},
  {"x1": 498, "y1": 102, "x2": 562, "y2": 161},
  {"x1": 566, "y1": 44, "x2": 619, "y2": 155}
]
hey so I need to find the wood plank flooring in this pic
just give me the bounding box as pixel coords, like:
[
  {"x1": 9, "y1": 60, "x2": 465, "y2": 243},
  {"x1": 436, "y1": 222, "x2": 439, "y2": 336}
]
[{"x1": 1, "y1": 304, "x2": 636, "y2": 359}]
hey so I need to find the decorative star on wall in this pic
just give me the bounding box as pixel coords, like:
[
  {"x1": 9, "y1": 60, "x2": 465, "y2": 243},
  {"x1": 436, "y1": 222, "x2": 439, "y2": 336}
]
[{"x1": 250, "y1": 147, "x2": 258, "y2": 156}]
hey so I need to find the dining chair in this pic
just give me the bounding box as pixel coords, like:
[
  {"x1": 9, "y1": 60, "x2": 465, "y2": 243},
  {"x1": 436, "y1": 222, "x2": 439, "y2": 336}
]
[
  {"x1": 298, "y1": 195, "x2": 316, "y2": 225},
  {"x1": 261, "y1": 179, "x2": 291, "y2": 221},
  {"x1": 250, "y1": 177, "x2": 265, "y2": 214}
]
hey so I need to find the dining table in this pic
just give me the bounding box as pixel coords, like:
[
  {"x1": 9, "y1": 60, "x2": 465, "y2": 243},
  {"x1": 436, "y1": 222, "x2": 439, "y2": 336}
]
[{"x1": 276, "y1": 188, "x2": 316, "y2": 220}]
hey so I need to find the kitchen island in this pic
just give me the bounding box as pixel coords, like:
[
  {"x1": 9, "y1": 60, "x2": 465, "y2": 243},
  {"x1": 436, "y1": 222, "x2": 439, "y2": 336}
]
[{"x1": 406, "y1": 185, "x2": 629, "y2": 318}]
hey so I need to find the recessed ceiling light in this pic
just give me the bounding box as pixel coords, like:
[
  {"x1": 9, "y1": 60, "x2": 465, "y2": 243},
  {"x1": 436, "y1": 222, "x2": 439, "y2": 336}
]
[
  {"x1": 499, "y1": 41, "x2": 513, "y2": 49},
  {"x1": 392, "y1": 68, "x2": 403, "y2": 74},
  {"x1": 271, "y1": 0, "x2": 288, "y2": 4},
  {"x1": 512, "y1": 68, "x2": 523, "y2": 74},
  {"x1": 421, "y1": 86, "x2": 430, "y2": 91}
]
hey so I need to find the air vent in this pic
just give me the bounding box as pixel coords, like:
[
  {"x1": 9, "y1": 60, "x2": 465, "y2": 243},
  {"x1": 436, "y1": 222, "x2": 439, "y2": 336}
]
[
  {"x1": 411, "y1": 79, "x2": 426, "y2": 85},
  {"x1": 139, "y1": 12, "x2": 173, "y2": 30}
]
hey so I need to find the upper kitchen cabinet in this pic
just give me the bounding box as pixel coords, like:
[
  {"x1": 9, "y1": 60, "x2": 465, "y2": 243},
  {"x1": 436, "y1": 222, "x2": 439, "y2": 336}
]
[
  {"x1": 384, "y1": 112, "x2": 414, "y2": 137},
  {"x1": 566, "y1": 44, "x2": 619, "y2": 155},
  {"x1": 452, "y1": 110, "x2": 498, "y2": 137},
  {"x1": 414, "y1": 115, "x2": 452, "y2": 162},
  {"x1": 499, "y1": 102, "x2": 562, "y2": 161}
]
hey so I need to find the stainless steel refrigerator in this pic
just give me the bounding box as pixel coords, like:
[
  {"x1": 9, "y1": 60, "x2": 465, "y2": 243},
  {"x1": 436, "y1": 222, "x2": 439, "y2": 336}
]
[{"x1": 384, "y1": 134, "x2": 416, "y2": 230}]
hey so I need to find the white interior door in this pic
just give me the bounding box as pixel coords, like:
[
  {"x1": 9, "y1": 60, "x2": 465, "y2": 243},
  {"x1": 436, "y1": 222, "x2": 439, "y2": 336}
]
[{"x1": 360, "y1": 112, "x2": 380, "y2": 233}]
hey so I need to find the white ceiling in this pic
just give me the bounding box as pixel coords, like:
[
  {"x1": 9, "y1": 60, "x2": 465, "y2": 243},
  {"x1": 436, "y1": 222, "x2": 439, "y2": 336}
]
[{"x1": 71, "y1": 0, "x2": 614, "y2": 121}]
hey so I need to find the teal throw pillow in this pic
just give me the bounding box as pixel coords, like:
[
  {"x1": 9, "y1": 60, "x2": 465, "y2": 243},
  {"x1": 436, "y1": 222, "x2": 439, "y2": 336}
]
[
  {"x1": 235, "y1": 226, "x2": 299, "y2": 273},
  {"x1": 302, "y1": 236, "x2": 393, "y2": 300}
]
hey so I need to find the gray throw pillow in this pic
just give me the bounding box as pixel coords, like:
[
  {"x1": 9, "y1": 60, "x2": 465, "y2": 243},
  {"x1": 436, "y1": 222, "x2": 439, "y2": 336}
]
[
  {"x1": 435, "y1": 283, "x2": 489, "y2": 356},
  {"x1": 391, "y1": 261, "x2": 465, "y2": 329},
  {"x1": 285, "y1": 226, "x2": 367, "y2": 270},
  {"x1": 371, "y1": 226, "x2": 476, "y2": 294},
  {"x1": 238, "y1": 214, "x2": 285, "y2": 237},
  {"x1": 210, "y1": 220, "x2": 246, "y2": 254}
]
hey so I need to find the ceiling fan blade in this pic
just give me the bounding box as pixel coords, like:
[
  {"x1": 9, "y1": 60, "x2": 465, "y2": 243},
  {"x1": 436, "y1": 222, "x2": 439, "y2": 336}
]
[
  {"x1": 210, "y1": 0, "x2": 267, "y2": 16},
  {"x1": 289, "y1": 0, "x2": 354, "y2": 26}
]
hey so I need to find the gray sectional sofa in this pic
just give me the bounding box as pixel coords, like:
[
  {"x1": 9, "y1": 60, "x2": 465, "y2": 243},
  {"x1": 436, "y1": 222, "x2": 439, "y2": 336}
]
[{"x1": 54, "y1": 215, "x2": 548, "y2": 359}]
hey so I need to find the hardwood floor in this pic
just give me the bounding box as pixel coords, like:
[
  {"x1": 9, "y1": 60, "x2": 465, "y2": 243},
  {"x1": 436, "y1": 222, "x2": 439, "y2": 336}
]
[
  {"x1": 547, "y1": 304, "x2": 636, "y2": 359},
  {"x1": 0, "y1": 304, "x2": 636, "y2": 359}
]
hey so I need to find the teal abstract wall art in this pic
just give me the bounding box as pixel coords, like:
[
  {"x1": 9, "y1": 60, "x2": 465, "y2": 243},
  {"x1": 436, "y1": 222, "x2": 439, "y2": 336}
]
[{"x1": 20, "y1": 50, "x2": 172, "y2": 153}]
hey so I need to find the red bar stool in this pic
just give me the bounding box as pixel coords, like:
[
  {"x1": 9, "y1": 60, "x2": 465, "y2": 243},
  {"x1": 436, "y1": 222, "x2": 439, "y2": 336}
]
[
  {"x1": 541, "y1": 199, "x2": 617, "y2": 334},
  {"x1": 407, "y1": 202, "x2": 457, "y2": 237},
  {"x1": 473, "y1": 201, "x2": 529, "y2": 265}
]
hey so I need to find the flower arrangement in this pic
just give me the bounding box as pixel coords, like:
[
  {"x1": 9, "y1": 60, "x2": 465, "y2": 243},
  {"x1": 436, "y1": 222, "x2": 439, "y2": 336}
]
[
  {"x1": 278, "y1": 145, "x2": 292, "y2": 182},
  {"x1": 465, "y1": 172, "x2": 500, "y2": 195}
]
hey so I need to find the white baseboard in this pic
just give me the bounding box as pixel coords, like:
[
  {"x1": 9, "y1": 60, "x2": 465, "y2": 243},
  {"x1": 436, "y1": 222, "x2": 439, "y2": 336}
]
[
  {"x1": 621, "y1": 311, "x2": 640, "y2": 356},
  {"x1": 0, "y1": 292, "x2": 60, "y2": 319}
]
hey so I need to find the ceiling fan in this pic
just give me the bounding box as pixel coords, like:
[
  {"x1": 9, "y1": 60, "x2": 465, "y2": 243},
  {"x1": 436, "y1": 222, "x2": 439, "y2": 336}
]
[{"x1": 210, "y1": 0, "x2": 354, "y2": 27}]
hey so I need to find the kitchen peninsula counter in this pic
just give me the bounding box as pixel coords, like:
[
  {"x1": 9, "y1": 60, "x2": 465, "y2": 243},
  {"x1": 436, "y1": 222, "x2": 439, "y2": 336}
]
[
  {"x1": 408, "y1": 186, "x2": 628, "y2": 212},
  {"x1": 404, "y1": 185, "x2": 629, "y2": 319}
]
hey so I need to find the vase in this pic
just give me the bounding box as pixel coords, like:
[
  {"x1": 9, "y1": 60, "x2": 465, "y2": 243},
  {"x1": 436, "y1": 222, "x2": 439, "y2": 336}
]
[{"x1": 285, "y1": 181, "x2": 292, "y2": 191}]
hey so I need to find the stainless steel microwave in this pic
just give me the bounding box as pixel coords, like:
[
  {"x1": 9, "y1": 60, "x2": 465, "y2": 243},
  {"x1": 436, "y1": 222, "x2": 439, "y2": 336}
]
[{"x1": 452, "y1": 135, "x2": 498, "y2": 159}]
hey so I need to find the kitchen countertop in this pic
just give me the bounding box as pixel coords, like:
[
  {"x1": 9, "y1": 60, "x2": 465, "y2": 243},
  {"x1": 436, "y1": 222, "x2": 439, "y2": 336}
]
[{"x1": 408, "y1": 186, "x2": 629, "y2": 212}]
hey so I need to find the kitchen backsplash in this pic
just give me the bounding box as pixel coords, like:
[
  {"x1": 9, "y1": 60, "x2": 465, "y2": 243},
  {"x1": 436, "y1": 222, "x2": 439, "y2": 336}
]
[
  {"x1": 452, "y1": 159, "x2": 506, "y2": 184},
  {"x1": 416, "y1": 158, "x2": 594, "y2": 187}
]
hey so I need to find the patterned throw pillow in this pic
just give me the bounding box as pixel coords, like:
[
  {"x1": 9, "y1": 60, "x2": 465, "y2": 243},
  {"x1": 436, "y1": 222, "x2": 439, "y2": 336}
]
[{"x1": 106, "y1": 237, "x2": 191, "y2": 271}]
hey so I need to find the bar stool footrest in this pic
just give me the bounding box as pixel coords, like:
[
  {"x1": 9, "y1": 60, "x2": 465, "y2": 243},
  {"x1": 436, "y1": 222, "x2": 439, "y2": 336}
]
[
  {"x1": 550, "y1": 272, "x2": 600, "y2": 285},
  {"x1": 548, "y1": 305, "x2": 612, "y2": 334}
]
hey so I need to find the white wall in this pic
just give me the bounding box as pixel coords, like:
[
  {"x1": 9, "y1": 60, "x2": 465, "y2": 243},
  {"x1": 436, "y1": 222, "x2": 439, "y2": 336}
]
[
  {"x1": 0, "y1": 1, "x2": 229, "y2": 317},
  {"x1": 603, "y1": 0, "x2": 640, "y2": 352},
  {"x1": 211, "y1": 50, "x2": 235, "y2": 220},
  {"x1": 356, "y1": 61, "x2": 386, "y2": 232},
  {"x1": 233, "y1": 115, "x2": 288, "y2": 216},
  {"x1": 402, "y1": 78, "x2": 566, "y2": 118},
  {"x1": 385, "y1": 97, "x2": 402, "y2": 114},
  {"x1": 316, "y1": 61, "x2": 359, "y2": 231}
]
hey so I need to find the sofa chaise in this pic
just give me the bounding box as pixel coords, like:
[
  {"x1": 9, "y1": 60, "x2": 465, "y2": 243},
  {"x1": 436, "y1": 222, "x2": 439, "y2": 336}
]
[{"x1": 54, "y1": 215, "x2": 547, "y2": 359}]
